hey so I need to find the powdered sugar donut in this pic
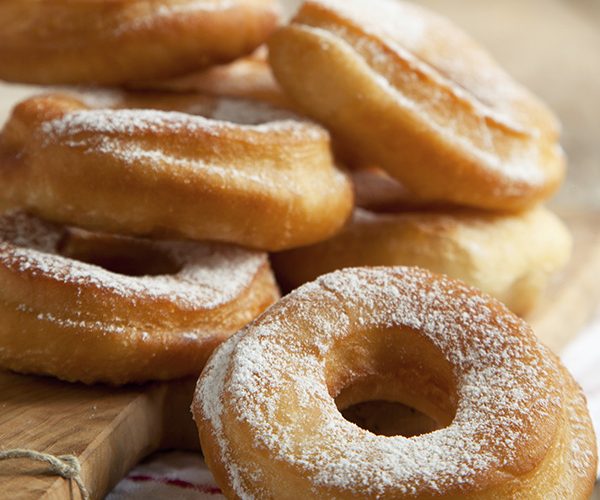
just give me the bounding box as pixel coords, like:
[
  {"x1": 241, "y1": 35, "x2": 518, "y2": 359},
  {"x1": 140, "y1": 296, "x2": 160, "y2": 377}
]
[
  {"x1": 194, "y1": 267, "x2": 597, "y2": 498},
  {"x1": 269, "y1": 0, "x2": 565, "y2": 211},
  {"x1": 0, "y1": 0, "x2": 280, "y2": 85},
  {"x1": 0, "y1": 92, "x2": 353, "y2": 251},
  {"x1": 0, "y1": 211, "x2": 279, "y2": 385}
]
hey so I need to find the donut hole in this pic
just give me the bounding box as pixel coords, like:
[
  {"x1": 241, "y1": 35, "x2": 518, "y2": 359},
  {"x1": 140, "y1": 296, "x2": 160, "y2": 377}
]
[
  {"x1": 327, "y1": 326, "x2": 458, "y2": 438},
  {"x1": 58, "y1": 231, "x2": 181, "y2": 277},
  {"x1": 341, "y1": 401, "x2": 438, "y2": 438}
]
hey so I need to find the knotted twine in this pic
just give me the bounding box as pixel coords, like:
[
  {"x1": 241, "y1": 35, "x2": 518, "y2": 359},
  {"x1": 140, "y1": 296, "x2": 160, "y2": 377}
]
[{"x1": 0, "y1": 448, "x2": 90, "y2": 500}]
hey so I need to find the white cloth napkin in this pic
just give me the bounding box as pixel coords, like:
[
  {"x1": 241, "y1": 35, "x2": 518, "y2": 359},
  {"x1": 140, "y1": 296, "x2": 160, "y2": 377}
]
[
  {"x1": 106, "y1": 452, "x2": 224, "y2": 500},
  {"x1": 108, "y1": 311, "x2": 600, "y2": 498}
]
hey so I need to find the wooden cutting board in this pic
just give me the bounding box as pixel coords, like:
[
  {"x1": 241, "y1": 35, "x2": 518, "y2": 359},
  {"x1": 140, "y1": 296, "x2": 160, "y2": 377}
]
[
  {"x1": 0, "y1": 376, "x2": 200, "y2": 499},
  {"x1": 0, "y1": 211, "x2": 598, "y2": 499}
]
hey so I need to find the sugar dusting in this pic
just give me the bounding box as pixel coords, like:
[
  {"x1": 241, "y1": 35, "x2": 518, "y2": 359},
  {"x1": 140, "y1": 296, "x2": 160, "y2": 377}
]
[
  {"x1": 62, "y1": 133, "x2": 282, "y2": 191},
  {"x1": 196, "y1": 267, "x2": 576, "y2": 497},
  {"x1": 564, "y1": 375, "x2": 598, "y2": 481},
  {"x1": 311, "y1": 0, "x2": 530, "y2": 121},
  {"x1": 0, "y1": 211, "x2": 267, "y2": 310},
  {"x1": 39, "y1": 94, "x2": 325, "y2": 152},
  {"x1": 32, "y1": 95, "x2": 327, "y2": 197},
  {"x1": 33, "y1": 95, "x2": 325, "y2": 194},
  {"x1": 299, "y1": 0, "x2": 551, "y2": 187}
]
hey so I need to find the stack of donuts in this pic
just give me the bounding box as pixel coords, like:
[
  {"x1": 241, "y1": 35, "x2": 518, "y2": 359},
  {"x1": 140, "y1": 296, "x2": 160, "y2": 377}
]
[
  {"x1": 267, "y1": 0, "x2": 573, "y2": 316},
  {"x1": 0, "y1": 0, "x2": 356, "y2": 384},
  {"x1": 0, "y1": 0, "x2": 596, "y2": 497}
]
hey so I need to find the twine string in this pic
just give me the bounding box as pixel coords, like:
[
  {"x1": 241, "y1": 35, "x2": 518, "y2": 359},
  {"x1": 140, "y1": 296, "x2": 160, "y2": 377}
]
[{"x1": 0, "y1": 449, "x2": 90, "y2": 500}]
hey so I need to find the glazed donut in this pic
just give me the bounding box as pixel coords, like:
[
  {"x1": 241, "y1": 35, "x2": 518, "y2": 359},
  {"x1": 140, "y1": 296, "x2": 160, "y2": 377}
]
[
  {"x1": 0, "y1": 211, "x2": 279, "y2": 385},
  {"x1": 134, "y1": 47, "x2": 291, "y2": 108},
  {"x1": 194, "y1": 267, "x2": 597, "y2": 499},
  {"x1": 0, "y1": 92, "x2": 353, "y2": 251},
  {"x1": 272, "y1": 207, "x2": 572, "y2": 315},
  {"x1": 0, "y1": 0, "x2": 280, "y2": 85},
  {"x1": 269, "y1": 0, "x2": 565, "y2": 211}
]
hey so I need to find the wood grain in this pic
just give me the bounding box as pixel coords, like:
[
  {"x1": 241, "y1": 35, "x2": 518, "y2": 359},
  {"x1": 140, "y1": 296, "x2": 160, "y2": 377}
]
[{"x1": 0, "y1": 375, "x2": 199, "y2": 499}]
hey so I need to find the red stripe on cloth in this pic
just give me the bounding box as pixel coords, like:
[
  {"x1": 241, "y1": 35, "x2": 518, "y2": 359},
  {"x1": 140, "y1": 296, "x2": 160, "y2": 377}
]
[{"x1": 127, "y1": 474, "x2": 222, "y2": 495}]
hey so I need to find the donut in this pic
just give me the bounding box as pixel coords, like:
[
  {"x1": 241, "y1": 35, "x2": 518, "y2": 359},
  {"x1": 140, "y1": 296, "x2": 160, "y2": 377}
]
[
  {"x1": 0, "y1": 211, "x2": 279, "y2": 385},
  {"x1": 0, "y1": 0, "x2": 280, "y2": 85},
  {"x1": 133, "y1": 47, "x2": 291, "y2": 108},
  {"x1": 272, "y1": 207, "x2": 572, "y2": 315},
  {"x1": 193, "y1": 267, "x2": 597, "y2": 498},
  {"x1": 0, "y1": 92, "x2": 353, "y2": 251},
  {"x1": 268, "y1": 0, "x2": 565, "y2": 211},
  {"x1": 352, "y1": 167, "x2": 448, "y2": 213}
]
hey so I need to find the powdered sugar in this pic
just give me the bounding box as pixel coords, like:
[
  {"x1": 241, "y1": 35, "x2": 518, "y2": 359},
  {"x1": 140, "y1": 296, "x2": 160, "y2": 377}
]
[
  {"x1": 63, "y1": 134, "x2": 282, "y2": 190},
  {"x1": 31, "y1": 311, "x2": 128, "y2": 336},
  {"x1": 41, "y1": 108, "x2": 265, "y2": 139},
  {"x1": 297, "y1": 0, "x2": 553, "y2": 188},
  {"x1": 0, "y1": 211, "x2": 267, "y2": 311},
  {"x1": 40, "y1": 96, "x2": 325, "y2": 147},
  {"x1": 196, "y1": 267, "x2": 576, "y2": 497},
  {"x1": 33, "y1": 95, "x2": 326, "y2": 193},
  {"x1": 315, "y1": 0, "x2": 427, "y2": 49},
  {"x1": 30, "y1": 95, "x2": 327, "y2": 198},
  {"x1": 567, "y1": 390, "x2": 598, "y2": 480},
  {"x1": 309, "y1": 0, "x2": 531, "y2": 124},
  {"x1": 32, "y1": 96, "x2": 324, "y2": 191}
]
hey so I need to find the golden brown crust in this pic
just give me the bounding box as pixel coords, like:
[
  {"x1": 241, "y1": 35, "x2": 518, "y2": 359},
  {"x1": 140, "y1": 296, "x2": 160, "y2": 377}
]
[
  {"x1": 491, "y1": 362, "x2": 598, "y2": 500},
  {"x1": 194, "y1": 267, "x2": 597, "y2": 498},
  {"x1": 0, "y1": 92, "x2": 353, "y2": 251},
  {"x1": 0, "y1": 0, "x2": 280, "y2": 85},
  {"x1": 272, "y1": 207, "x2": 572, "y2": 315},
  {"x1": 269, "y1": 0, "x2": 565, "y2": 211},
  {"x1": 0, "y1": 211, "x2": 280, "y2": 385}
]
